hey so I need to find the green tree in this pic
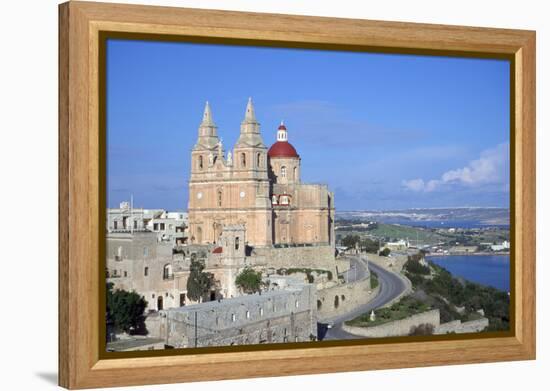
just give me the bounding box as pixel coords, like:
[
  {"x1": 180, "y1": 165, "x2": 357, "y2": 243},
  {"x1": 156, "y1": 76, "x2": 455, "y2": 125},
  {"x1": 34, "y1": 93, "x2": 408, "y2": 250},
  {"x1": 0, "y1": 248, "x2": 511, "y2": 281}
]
[
  {"x1": 235, "y1": 267, "x2": 263, "y2": 294},
  {"x1": 187, "y1": 257, "x2": 215, "y2": 302},
  {"x1": 379, "y1": 247, "x2": 391, "y2": 256},
  {"x1": 404, "y1": 255, "x2": 431, "y2": 275},
  {"x1": 370, "y1": 271, "x2": 379, "y2": 289},
  {"x1": 106, "y1": 283, "x2": 148, "y2": 334},
  {"x1": 341, "y1": 234, "x2": 360, "y2": 248},
  {"x1": 360, "y1": 238, "x2": 379, "y2": 253}
]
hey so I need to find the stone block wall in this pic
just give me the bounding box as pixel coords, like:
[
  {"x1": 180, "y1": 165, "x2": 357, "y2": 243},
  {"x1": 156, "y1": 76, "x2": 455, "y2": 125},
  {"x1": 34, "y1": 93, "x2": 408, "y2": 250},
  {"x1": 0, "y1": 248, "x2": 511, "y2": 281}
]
[
  {"x1": 435, "y1": 317, "x2": 489, "y2": 334},
  {"x1": 157, "y1": 283, "x2": 317, "y2": 348},
  {"x1": 252, "y1": 245, "x2": 344, "y2": 275},
  {"x1": 342, "y1": 309, "x2": 441, "y2": 338},
  {"x1": 316, "y1": 275, "x2": 375, "y2": 321},
  {"x1": 342, "y1": 309, "x2": 490, "y2": 338}
]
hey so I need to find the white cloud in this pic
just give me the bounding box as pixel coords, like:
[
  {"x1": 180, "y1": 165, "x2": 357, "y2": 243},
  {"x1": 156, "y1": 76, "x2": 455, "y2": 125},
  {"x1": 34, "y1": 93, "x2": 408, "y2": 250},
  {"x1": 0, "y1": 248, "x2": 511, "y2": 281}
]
[{"x1": 402, "y1": 142, "x2": 509, "y2": 192}]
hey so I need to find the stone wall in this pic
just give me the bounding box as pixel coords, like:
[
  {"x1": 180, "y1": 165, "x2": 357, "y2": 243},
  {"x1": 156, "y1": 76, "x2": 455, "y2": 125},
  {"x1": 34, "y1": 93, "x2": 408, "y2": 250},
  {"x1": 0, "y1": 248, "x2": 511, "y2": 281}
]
[
  {"x1": 342, "y1": 309, "x2": 441, "y2": 338},
  {"x1": 316, "y1": 274, "x2": 376, "y2": 321},
  {"x1": 435, "y1": 318, "x2": 489, "y2": 335},
  {"x1": 156, "y1": 282, "x2": 317, "y2": 348},
  {"x1": 342, "y1": 309, "x2": 489, "y2": 338},
  {"x1": 252, "y1": 245, "x2": 346, "y2": 275}
]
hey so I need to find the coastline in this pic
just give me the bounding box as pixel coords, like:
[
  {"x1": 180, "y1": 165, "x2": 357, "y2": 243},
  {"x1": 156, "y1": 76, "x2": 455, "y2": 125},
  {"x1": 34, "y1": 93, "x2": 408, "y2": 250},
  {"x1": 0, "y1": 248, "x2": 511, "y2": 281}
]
[
  {"x1": 426, "y1": 252, "x2": 509, "y2": 257},
  {"x1": 427, "y1": 253, "x2": 510, "y2": 292}
]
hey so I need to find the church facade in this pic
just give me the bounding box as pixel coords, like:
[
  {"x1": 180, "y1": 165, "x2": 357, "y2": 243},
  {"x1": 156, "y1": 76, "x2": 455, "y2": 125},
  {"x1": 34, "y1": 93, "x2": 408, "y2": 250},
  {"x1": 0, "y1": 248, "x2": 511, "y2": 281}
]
[{"x1": 187, "y1": 98, "x2": 335, "y2": 248}]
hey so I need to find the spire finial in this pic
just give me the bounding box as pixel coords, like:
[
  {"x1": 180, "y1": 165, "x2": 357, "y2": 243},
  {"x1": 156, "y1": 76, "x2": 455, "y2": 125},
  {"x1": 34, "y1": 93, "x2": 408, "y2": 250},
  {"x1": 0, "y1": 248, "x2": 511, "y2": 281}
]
[
  {"x1": 244, "y1": 97, "x2": 256, "y2": 122},
  {"x1": 201, "y1": 100, "x2": 215, "y2": 127}
]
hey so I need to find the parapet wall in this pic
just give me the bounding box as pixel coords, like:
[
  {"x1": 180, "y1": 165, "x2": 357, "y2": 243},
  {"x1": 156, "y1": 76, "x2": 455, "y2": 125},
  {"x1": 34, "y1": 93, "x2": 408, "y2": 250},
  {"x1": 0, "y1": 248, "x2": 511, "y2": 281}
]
[
  {"x1": 316, "y1": 274, "x2": 376, "y2": 321},
  {"x1": 252, "y1": 245, "x2": 344, "y2": 275},
  {"x1": 342, "y1": 309, "x2": 490, "y2": 338},
  {"x1": 342, "y1": 309, "x2": 441, "y2": 338},
  {"x1": 435, "y1": 318, "x2": 489, "y2": 334}
]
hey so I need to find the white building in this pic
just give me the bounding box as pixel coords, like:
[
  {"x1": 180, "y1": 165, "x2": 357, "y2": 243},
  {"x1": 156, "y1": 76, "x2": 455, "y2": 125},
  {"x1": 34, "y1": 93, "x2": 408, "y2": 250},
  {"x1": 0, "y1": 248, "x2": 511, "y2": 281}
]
[
  {"x1": 384, "y1": 239, "x2": 410, "y2": 251},
  {"x1": 107, "y1": 201, "x2": 188, "y2": 245},
  {"x1": 491, "y1": 240, "x2": 510, "y2": 252}
]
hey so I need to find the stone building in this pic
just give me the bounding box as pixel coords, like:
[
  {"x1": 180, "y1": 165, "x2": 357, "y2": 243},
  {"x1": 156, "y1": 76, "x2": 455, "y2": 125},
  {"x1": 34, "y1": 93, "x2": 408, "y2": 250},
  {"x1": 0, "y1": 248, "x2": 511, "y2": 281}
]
[
  {"x1": 157, "y1": 277, "x2": 317, "y2": 348},
  {"x1": 107, "y1": 202, "x2": 187, "y2": 245},
  {"x1": 106, "y1": 224, "x2": 265, "y2": 312},
  {"x1": 106, "y1": 231, "x2": 186, "y2": 311},
  {"x1": 187, "y1": 99, "x2": 335, "y2": 248},
  {"x1": 106, "y1": 99, "x2": 348, "y2": 321}
]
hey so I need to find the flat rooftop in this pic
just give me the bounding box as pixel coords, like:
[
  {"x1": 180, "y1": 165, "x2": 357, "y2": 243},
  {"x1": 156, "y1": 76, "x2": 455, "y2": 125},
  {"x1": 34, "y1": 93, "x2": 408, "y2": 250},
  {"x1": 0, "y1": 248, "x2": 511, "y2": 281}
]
[{"x1": 166, "y1": 287, "x2": 306, "y2": 313}]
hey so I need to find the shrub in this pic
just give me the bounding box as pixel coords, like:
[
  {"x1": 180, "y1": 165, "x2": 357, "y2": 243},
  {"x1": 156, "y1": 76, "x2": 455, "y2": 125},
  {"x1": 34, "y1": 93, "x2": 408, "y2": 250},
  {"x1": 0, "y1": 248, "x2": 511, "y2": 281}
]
[
  {"x1": 379, "y1": 248, "x2": 391, "y2": 257},
  {"x1": 235, "y1": 267, "x2": 263, "y2": 294},
  {"x1": 370, "y1": 271, "x2": 379, "y2": 289},
  {"x1": 404, "y1": 256, "x2": 430, "y2": 275},
  {"x1": 106, "y1": 283, "x2": 147, "y2": 334},
  {"x1": 409, "y1": 323, "x2": 434, "y2": 336}
]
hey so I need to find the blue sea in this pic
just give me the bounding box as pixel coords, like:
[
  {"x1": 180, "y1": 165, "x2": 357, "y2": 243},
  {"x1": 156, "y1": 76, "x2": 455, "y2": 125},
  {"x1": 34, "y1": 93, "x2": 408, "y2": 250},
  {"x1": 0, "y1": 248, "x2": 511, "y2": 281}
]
[
  {"x1": 427, "y1": 255, "x2": 510, "y2": 292},
  {"x1": 387, "y1": 219, "x2": 509, "y2": 229}
]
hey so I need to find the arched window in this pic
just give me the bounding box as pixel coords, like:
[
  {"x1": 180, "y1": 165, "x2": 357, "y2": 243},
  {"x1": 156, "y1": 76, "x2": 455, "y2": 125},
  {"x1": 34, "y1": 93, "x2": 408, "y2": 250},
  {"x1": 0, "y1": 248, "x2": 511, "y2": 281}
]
[
  {"x1": 293, "y1": 166, "x2": 297, "y2": 180},
  {"x1": 241, "y1": 153, "x2": 246, "y2": 167},
  {"x1": 257, "y1": 152, "x2": 262, "y2": 167},
  {"x1": 198, "y1": 155, "x2": 203, "y2": 170},
  {"x1": 217, "y1": 189, "x2": 222, "y2": 207},
  {"x1": 281, "y1": 166, "x2": 287, "y2": 178}
]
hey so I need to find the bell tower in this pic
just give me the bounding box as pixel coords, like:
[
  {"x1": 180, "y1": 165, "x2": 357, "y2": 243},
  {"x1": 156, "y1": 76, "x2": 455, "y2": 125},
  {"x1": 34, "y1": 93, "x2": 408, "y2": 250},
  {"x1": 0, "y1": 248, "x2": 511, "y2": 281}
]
[
  {"x1": 191, "y1": 101, "x2": 220, "y2": 177},
  {"x1": 232, "y1": 98, "x2": 269, "y2": 181},
  {"x1": 230, "y1": 98, "x2": 272, "y2": 245},
  {"x1": 188, "y1": 99, "x2": 273, "y2": 247}
]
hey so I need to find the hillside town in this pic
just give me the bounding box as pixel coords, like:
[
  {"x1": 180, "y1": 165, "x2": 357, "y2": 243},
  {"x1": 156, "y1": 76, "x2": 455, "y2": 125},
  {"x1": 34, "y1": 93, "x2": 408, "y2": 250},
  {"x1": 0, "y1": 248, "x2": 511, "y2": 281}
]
[{"x1": 105, "y1": 100, "x2": 502, "y2": 352}]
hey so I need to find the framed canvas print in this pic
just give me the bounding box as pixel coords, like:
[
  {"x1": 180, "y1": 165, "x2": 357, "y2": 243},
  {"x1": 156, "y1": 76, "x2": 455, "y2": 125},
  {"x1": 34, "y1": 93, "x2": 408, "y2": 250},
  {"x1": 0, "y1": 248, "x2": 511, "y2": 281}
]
[{"x1": 58, "y1": 1, "x2": 536, "y2": 389}]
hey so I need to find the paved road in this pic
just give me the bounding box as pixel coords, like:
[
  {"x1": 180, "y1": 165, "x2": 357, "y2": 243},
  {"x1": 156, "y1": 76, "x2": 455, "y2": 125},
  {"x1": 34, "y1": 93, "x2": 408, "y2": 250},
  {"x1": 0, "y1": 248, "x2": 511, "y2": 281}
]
[{"x1": 320, "y1": 259, "x2": 408, "y2": 340}]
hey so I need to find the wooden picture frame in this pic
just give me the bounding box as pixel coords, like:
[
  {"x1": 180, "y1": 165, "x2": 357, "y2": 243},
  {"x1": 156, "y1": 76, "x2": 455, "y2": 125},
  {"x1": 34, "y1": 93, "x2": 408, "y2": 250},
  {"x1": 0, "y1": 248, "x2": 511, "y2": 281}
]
[{"x1": 59, "y1": 1, "x2": 536, "y2": 388}]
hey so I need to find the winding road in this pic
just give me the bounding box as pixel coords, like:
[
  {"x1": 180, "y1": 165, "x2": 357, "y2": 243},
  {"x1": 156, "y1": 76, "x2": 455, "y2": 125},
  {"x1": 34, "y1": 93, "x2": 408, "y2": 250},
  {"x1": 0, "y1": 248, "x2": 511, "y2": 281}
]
[{"x1": 319, "y1": 257, "x2": 409, "y2": 340}]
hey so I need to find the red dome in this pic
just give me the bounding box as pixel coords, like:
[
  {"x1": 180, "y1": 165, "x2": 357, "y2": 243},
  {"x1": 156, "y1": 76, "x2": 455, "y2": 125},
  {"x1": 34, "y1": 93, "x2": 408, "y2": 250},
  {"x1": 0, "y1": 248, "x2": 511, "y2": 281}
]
[
  {"x1": 268, "y1": 141, "x2": 299, "y2": 158},
  {"x1": 278, "y1": 124, "x2": 287, "y2": 130}
]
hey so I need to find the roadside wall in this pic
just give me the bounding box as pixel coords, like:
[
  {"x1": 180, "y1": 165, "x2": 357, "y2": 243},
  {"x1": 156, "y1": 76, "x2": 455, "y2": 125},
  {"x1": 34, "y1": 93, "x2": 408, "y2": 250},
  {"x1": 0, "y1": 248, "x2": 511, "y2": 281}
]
[
  {"x1": 342, "y1": 309, "x2": 489, "y2": 338},
  {"x1": 435, "y1": 318, "x2": 489, "y2": 334},
  {"x1": 342, "y1": 309, "x2": 440, "y2": 338},
  {"x1": 316, "y1": 276, "x2": 377, "y2": 321}
]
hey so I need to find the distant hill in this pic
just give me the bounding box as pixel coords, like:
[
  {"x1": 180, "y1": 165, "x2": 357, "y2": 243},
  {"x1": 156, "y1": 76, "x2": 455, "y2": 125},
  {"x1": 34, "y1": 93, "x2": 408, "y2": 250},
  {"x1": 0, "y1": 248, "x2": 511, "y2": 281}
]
[{"x1": 336, "y1": 207, "x2": 509, "y2": 228}]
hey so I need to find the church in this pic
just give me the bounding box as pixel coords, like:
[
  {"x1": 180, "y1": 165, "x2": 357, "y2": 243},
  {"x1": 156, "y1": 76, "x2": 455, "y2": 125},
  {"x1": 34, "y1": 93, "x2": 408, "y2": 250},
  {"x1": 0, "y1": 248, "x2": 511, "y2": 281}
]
[{"x1": 187, "y1": 98, "x2": 335, "y2": 249}]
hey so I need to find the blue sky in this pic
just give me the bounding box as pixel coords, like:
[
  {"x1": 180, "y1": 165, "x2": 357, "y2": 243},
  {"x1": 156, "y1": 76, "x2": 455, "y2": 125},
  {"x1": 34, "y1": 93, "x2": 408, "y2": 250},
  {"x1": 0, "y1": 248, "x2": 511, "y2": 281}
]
[{"x1": 107, "y1": 39, "x2": 510, "y2": 211}]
